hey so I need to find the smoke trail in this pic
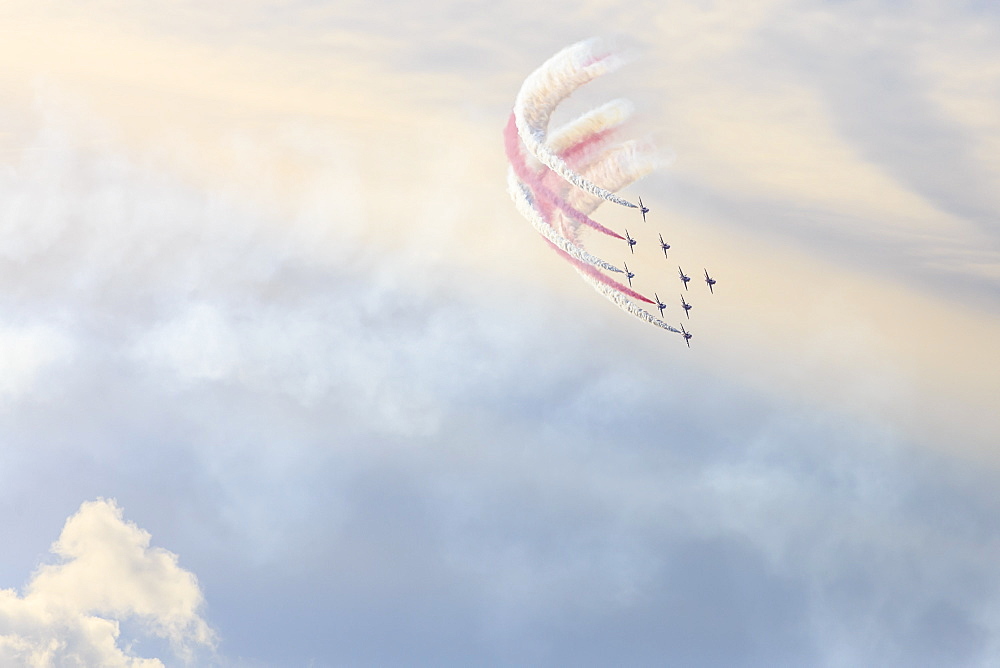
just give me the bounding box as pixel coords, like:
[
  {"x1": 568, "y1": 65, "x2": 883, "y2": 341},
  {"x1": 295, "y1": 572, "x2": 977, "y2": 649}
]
[
  {"x1": 507, "y1": 174, "x2": 624, "y2": 274},
  {"x1": 548, "y1": 98, "x2": 634, "y2": 156},
  {"x1": 504, "y1": 114, "x2": 623, "y2": 241},
  {"x1": 513, "y1": 39, "x2": 641, "y2": 210},
  {"x1": 506, "y1": 37, "x2": 680, "y2": 335},
  {"x1": 552, "y1": 142, "x2": 680, "y2": 334},
  {"x1": 544, "y1": 240, "x2": 652, "y2": 304}
]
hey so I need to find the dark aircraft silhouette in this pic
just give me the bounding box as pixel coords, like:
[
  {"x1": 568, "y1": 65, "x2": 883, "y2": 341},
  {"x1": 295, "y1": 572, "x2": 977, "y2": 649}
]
[
  {"x1": 679, "y1": 323, "x2": 692, "y2": 348},
  {"x1": 658, "y1": 233, "x2": 670, "y2": 259},
  {"x1": 625, "y1": 229, "x2": 636, "y2": 254},
  {"x1": 654, "y1": 293, "x2": 667, "y2": 317},
  {"x1": 678, "y1": 266, "x2": 691, "y2": 290},
  {"x1": 704, "y1": 269, "x2": 717, "y2": 294},
  {"x1": 680, "y1": 294, "x2": 692, "y2": 319},
  {"x1": 624, "y1": 262, "x2": 635, "y2": 287},
  {"x1": 638, "y1": 196, "x2": 649, "y2": 223}
]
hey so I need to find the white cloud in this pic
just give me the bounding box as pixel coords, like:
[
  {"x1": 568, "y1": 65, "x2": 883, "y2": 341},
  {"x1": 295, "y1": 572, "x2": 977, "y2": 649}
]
[
  {"x1": 131, "y1": 302, "x2": 240, "y2": 384},
  {"x1": 0, "y1": 499, "x2": 215, "y2": 666},
  {"x1": 0, "y1": 324, "x2": 72, "y2": 403}
]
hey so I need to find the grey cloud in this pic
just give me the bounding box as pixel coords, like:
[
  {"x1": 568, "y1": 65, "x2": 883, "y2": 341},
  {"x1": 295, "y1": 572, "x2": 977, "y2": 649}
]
[
  {"x1": 632, "y1": 1, "x2": 1000, "y2": 306},
  {"x1": 761, "y1": 9, "x2": 1000, "y2": 231},
  {"x1": 5, "y1": 268, "x2": 1000, "y2": 666},
  {"x1": 3, "y1": 136, "x2": 995, "y2": 664}
]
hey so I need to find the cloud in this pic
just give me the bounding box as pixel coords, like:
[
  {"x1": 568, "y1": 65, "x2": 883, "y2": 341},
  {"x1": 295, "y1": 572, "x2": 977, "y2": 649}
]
[
  {"x1": 1, "y1": 2, "x2": 1000, "y2": 665},
  {"x1": 0, "y1": 324, "x2": 72, "y2": 403},
  {"x1": 0, "y1": 499, "x2": 215, "y2": 667}
]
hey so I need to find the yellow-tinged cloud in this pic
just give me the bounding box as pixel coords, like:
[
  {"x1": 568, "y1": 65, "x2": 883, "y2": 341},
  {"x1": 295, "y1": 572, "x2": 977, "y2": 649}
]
[
  {"x1": 641, "y1": 205, "x2": 1000, "y2": 461},
  {"x1": 1, "y1": 0, "x2": 997, "y2": 460},
  {"x1": 0, "y1": 499, "x2": 215, "y2": 666}
]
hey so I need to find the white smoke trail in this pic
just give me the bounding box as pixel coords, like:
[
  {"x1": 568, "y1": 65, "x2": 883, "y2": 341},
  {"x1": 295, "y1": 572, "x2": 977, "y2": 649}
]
[
  {"x1": 545, "y1": 137, "x2": 677, "y2": 333},
  {"x1": 513, "y1": 39, "x2": 641, "y2": 210},
  {"x1": 557, "y1": 140, "x2": 660, "y2": 245},
  {"x1": 507, "y1": 172, "x2": 623, "y2": 274},
  {"x1": 547, "y1": 98, "x2": 634, "y2": 155},
  {"x1": 555, "y1": 143, "x2": 679, "y2": 333},
  {"x1": 507, "y1": 37, "x2": 681, "y2": 336},
  {"x1": 512, "y1": 170, "x2": 678, "y2": 333},
  {"x1": 579, "y1": 273, "x2": 681, "y2": 333},
  {"x1": 542, "y1": 97, "x2": 638, "y2": 243}
]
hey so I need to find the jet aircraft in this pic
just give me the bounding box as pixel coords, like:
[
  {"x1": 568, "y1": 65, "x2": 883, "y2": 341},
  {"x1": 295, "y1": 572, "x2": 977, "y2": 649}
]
[
  {"x1": 678, "y1": 266, "x2": 691, "y2": 290},
  {"x1": 680, "y1": 294, "x2": 692, "y2": 319},
  {"x1": 679, "y1": 323, "x2": 692, "y2": 348},
  {"x1": 704, "y1": 269, "x2": 717, "y2": 294},
  {"x1": 638, "y1": 196, "x2": 649, "y2": 223},
  {"x1": 625, "y1": 229, "x2": 636, "y2": 254},
  {"x1": 624, "y1": 262, "x2": 635, "y2": 287},
  {"x1": 654, "y1": 293, "x2": 667, "y2": 317},
  {"x1": 658, "y1": 233, "x2": 670, "y2": 259}
]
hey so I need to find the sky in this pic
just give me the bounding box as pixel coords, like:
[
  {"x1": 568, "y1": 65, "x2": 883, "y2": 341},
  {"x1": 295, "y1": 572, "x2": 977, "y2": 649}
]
[{"x1": 1, "y1": 0, "x2": 999, "y2": 665}]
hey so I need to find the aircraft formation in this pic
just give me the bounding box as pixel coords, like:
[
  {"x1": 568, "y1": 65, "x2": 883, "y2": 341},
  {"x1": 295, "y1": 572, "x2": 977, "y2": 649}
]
[
  {"x1": 613, "y1": 202, "x2": 718, "y2": 348},
  {"x1": 505, "y1": 37, "x2": 721, "y2": 348}
]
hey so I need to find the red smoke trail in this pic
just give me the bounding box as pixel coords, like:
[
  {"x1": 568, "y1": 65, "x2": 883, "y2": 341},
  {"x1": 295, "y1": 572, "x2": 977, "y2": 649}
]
[
  {"x1": 544, "y1": 240, "x2": 654, "y2": 305},
  {"x1": 506, "y1": 38, "x2": 680, "y2": 335},
  {"x1": 560, "y1": 128, "x2": 617, "y2": 165},
  {"x1": 540, "y1": 127, "x2": 619, "y2": 241},
  {"x1": 504, "y1": 114, "x2": 624, "y2": 241}
]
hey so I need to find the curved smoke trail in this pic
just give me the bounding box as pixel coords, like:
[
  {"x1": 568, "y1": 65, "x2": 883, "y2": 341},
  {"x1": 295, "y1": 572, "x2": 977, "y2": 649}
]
[
  {"x1": 507, "y1": 38, "x2": 679, "y2": 334},
  {"x1": 513, "y1": 39, "x2": 640, "y2": 210}
]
